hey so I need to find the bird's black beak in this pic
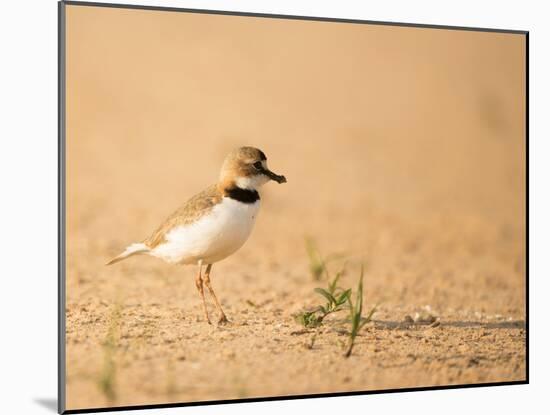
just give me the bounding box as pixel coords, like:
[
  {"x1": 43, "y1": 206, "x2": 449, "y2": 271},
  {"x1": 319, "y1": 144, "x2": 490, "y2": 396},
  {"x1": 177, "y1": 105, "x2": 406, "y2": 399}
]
[{"x1": 263, "y1": 168, "x2": 287, "y2": 184}]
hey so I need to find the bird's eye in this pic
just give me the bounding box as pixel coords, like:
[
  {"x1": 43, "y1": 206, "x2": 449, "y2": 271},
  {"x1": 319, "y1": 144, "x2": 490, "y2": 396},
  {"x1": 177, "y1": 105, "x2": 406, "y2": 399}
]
[{"x1": 253, "y1": 161, "x2": 263, "y2": 170}]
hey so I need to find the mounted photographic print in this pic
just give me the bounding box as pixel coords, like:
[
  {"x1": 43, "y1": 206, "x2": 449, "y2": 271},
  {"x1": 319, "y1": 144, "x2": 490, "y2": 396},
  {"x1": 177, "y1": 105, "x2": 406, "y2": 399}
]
[{"x1": 58, "y1": 1, "x2": 528, "y2": 413}]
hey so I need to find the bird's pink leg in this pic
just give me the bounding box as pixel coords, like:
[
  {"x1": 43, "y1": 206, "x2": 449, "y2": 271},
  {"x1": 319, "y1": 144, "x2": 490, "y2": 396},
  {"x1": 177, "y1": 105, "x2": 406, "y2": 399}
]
[
  {"x1": 203, "y1": 264, "x2": 228, "y2": 324},
  {"x1": 194, "y1": 264, "x2": 211, "y2": 324}
]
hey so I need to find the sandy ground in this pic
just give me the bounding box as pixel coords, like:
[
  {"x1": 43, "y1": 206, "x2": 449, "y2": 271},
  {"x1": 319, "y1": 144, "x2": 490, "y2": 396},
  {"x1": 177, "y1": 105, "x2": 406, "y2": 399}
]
[{"x1": 64, "y1": 5, "x2": 526, "y2": 411}]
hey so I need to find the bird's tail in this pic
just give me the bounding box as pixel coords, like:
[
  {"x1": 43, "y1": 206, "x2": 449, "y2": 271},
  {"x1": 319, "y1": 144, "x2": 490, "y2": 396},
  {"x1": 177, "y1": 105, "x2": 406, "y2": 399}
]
[{"x1": 106, "y1": 243, "x2": 149, "y2": 266}]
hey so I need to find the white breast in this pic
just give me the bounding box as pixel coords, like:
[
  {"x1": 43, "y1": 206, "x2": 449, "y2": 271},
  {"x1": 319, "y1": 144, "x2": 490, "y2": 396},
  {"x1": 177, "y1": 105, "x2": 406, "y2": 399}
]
[{"x1": 150, "y1": 198, "x2": 260, "y2": 265}]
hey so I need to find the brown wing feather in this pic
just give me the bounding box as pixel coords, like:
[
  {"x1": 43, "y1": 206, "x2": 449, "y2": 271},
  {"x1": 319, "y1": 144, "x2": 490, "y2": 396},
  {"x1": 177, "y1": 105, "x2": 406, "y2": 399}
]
[{"x1": 144, "y1": 184, "x2": 223, "y2": 248}]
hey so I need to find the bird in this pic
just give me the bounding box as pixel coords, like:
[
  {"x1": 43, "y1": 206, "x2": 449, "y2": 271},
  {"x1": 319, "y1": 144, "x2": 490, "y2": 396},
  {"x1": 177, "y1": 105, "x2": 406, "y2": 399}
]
[{"x1": 106, "y1": 146, "x2": 287, "y2": 324}]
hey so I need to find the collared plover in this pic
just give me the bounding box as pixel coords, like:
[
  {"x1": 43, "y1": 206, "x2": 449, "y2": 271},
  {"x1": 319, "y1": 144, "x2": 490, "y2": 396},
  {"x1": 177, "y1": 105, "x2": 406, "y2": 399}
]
[{"x1": 107, "y1": 147, "x2": 287, "y2": 324}]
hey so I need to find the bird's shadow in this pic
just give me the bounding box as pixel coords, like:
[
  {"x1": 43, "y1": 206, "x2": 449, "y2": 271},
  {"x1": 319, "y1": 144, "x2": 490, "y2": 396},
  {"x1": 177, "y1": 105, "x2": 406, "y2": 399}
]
[
  {"x1": 34, "y1": 398, "x2": 57, "y2": 412},
  {"x1": 373, "y1": 320, "x2": 525, "y2": 330}
]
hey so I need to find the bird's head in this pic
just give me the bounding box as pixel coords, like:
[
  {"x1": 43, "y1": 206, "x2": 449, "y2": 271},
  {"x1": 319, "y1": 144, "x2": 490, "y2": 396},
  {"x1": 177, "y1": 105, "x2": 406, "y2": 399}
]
[{"x1": 219, "y1": 146, "x2": 287, "y2": 190}]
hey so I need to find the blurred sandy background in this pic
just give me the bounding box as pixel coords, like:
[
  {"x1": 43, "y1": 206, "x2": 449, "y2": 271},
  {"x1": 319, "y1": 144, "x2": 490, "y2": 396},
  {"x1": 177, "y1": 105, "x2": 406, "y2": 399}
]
[{"x1": 64, "y1": 4, "x2": 526, "y2": 411}]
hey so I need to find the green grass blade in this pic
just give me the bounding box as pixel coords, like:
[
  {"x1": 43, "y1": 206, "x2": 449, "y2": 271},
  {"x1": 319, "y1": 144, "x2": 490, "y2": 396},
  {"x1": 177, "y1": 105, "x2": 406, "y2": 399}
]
[
  {"x1": 337, "y1": 289, "x2": 351, "y2": 306},
  {"x1": 314, "y1": 288, "x2": 336, "y2": 306}
]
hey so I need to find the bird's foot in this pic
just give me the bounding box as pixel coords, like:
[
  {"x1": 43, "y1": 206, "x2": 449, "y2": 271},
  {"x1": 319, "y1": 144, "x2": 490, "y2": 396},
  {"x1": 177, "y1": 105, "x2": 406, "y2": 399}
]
[{"x1": 217, "y1": 314, "x2": 229, "y2": 325}]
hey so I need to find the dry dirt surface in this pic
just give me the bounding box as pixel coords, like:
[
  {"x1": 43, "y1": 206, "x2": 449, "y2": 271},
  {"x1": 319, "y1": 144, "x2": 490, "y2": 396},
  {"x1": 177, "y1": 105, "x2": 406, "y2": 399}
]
[{"x1": 64, "y1": 5, "x2": 526, "y2": 411}]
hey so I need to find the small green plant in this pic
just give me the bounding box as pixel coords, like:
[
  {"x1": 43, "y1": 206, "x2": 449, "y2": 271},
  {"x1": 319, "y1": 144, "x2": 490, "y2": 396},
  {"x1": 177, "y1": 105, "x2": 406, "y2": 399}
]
[
  {"x1": 98, "y1": 305, "x2": 120, "y2": 402},
  {"x1": 305, "y1": 238, "x2": 345, "y2": 281},
  {"x1": 294, "y1": 269, "x2": 351, "y2": 328},
  {"x1": 305, "y1": 237, "x2": 328, "y2": 281},
  {"x1": 344, "y1": 266, "x2": 377, "y2": 358},
  {"x1": 295, "y1": 258, "x2": 377, "y2": 357}
]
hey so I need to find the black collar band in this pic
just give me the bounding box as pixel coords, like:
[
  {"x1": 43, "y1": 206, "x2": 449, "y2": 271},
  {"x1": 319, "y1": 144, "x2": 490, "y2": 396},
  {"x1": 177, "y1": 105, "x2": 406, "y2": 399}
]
[{"x1": 225, "y1": 187, "x2": 260, "y2": 204}]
